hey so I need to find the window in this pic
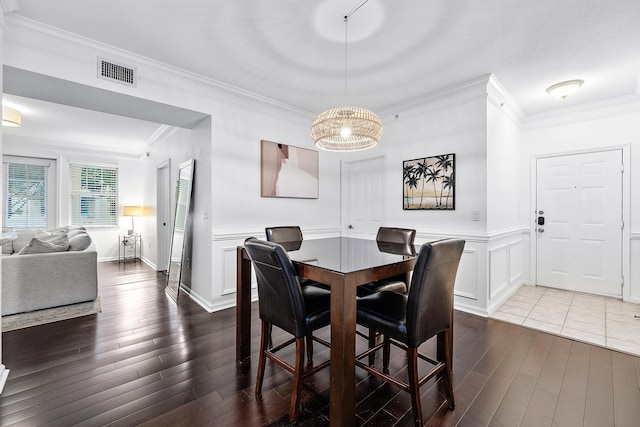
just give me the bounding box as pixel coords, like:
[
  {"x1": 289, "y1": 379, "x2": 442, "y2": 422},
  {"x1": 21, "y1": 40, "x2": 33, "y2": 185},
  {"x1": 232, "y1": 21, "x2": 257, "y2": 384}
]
[
  {"x1": 4, "y1": 157, "x2": 53, "y2": 229},
  {"x1": 69, "y1": 163, "x2": 118, "y2": 227}
]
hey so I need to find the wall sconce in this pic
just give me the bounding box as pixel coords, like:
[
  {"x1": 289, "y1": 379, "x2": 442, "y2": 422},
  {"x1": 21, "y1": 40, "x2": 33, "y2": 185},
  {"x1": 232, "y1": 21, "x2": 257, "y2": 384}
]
[{"x1": 546, "y1": 79, "x2": 584, "y2": 100}]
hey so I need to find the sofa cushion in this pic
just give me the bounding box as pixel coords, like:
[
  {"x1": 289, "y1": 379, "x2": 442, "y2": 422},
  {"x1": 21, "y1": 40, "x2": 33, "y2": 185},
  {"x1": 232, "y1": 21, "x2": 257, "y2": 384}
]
[
  {"x1": 17, "y1": 233, "x2": 70, "y2": 255},
  {"x1": 2, "y1": 243, "x2": 13, "y2": 255},
  {"x1": 12, "y1": 230, "x2": 50, "y2": 253},
  {"x1": 69, "y1": 232, "x2": 92, "y2": 251}
]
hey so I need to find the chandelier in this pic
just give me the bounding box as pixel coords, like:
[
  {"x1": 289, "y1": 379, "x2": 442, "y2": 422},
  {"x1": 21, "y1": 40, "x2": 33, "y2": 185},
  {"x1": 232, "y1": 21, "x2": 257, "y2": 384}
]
[{"x1": 310, "y1": 1, "x2": 383, "y2": 152}]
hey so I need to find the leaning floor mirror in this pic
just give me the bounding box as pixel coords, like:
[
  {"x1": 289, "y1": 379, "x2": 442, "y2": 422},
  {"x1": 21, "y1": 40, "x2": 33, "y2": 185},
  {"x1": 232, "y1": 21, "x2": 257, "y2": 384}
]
[{"x1": 165, "y1": 159, "x2": 195, "y2": 302}]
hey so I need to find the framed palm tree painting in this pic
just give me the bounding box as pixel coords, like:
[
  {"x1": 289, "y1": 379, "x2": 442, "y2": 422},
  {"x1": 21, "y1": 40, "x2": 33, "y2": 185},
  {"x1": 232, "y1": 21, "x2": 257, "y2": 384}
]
[{"x1": 403, "y1": 153, "x2": 455, "y2": 210}]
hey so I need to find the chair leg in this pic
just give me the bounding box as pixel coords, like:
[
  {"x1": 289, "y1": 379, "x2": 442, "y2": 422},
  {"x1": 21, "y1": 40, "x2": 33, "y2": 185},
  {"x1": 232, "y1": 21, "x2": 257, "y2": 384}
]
[
  {"x1": 289, "y1": 337, "x2": 305, "y2": 423},
  {"x1": 306, "y1": 333, "x2": 314, "y2": 364},
  {"x1": 440, "y1": 330, "x2": 455, "y2": 409},
  {"x1": 407, "y1": 346, "x2": 423, "y2": 427},
  {"x1": 267, "y1": 323, "x2": 273, "y2": 349},
  {"x1": 368, "y1": 328, "x2": 376, "y2": 365},
  {"x1": 382, "y1": 336, "x2": 391, "y2": 374},
  {"x1": 255, "y1": 321, "x2": 270, "y2": 396}
]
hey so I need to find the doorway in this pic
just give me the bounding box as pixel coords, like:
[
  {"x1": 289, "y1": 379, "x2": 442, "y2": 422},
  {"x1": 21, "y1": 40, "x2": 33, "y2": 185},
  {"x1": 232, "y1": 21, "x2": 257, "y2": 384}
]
[
  {"x1": 535, "y1": 149, "x2": 624, "y2": 297},
  {"x1": 342, "y1": 156, "x2": 386, "y2": 238}
]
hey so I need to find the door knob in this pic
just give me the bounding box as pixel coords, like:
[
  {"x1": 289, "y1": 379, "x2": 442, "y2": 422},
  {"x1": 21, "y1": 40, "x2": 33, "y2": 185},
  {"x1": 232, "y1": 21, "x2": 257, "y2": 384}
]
[
  {"x1": 537, "y1": 227, "x2": 544, "y2": 233},
  {"x1": 348, "y1": 225, "x2": 353, "y2": 229}
]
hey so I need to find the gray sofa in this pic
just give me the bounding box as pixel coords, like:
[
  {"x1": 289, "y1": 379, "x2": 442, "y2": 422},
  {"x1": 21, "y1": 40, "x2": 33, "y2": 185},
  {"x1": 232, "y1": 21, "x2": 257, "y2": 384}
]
[{"x1": 2, "y1": 228, "x2": 98, "y2": 316}]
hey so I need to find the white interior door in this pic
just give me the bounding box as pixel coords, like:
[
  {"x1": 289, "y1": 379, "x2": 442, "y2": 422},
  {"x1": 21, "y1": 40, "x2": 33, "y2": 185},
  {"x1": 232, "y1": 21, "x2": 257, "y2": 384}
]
[
  {"x1": 536, "y1": 150, "x2": 623, "y2": 296},
  {"x1": 344, "y1": 156, "x2": 385, "y2": 238},
  {"x1": 157, "y1": 160, "x2": 171, "y2": 271}
]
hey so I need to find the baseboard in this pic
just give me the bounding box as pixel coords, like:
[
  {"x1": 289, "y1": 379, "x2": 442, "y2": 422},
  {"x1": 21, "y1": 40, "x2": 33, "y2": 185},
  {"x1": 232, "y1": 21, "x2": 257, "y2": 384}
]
[
  {"x1": 454, "y1": 301, "x2": 489, "y2": 318},
  {"x1": 0, "y1": 364, "x2": 9, "y2": 394}
]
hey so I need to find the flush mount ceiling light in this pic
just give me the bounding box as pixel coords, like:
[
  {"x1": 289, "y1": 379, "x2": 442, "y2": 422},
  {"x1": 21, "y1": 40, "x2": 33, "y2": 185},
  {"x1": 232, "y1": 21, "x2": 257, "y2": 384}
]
[
  {"x1": 545, "y1": 79, "x2": 584, "y2": 100},
  {"x1": 2, "y1": 106, "x2": 22, "y2": 127},
  {"x1": 311, "y1": 0, "x2": 383, "y2": 152}
]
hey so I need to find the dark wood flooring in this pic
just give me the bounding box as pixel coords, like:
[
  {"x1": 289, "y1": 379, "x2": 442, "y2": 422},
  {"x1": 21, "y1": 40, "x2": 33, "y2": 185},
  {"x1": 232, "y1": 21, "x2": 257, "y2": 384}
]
[{"x1": 1, "y1": 261, "x2": 640, "y2": 426}]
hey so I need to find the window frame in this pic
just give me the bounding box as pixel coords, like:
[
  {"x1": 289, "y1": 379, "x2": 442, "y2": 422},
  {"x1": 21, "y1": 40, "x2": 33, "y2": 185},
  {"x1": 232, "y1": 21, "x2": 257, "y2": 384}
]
[{"x1": 68, "y1": 162, "x2": 119, "y2": 228}]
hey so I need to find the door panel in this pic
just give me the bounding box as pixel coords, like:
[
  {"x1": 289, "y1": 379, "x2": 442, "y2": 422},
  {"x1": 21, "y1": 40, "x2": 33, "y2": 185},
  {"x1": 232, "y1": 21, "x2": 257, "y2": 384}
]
[
  {"x1": 536, "y1": 150, "x2": 622, "y2": 296},
  {"x1": 345, "y1": 157, "x2": 385, "y2": 238}
]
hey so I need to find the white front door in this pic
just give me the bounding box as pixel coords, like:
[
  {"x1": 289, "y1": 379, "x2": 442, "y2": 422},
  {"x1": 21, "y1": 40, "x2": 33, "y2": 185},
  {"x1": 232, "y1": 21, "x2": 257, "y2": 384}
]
[
  {"x1": 536, "y1": 150, "x2": 623, "y2": 296},
  {"x1": 343, "y1": 156, "x2": 385, "y2": 238},
  {"x1": 157, "y1": 160, "x2": 172, "y2": 271}
]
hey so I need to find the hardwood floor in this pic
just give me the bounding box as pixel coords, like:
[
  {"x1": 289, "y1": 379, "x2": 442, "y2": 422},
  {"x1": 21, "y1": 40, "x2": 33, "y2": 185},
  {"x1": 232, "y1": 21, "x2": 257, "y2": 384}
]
[{"x1": 2, "y1": 261, "x2": 640, "y2": 426}]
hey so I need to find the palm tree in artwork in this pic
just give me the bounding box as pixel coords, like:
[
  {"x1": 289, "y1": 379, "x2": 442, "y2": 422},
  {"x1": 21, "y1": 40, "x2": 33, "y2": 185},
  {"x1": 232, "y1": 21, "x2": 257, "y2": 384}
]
[
  {"x1": 442, "y1": 172, "x2": 455, "y2": 208},
  {"x1": 424, "y1": 166, "x2": 442, "y2": 207},
  {"x1": 414, "y1": 160, "x2": 430, "y2": 208},
  {"x1": 435, "y1": 155, "x2": 453, "y2": 206},
  {"x1": 406, "y1": 174, "x2": 419, "y2": 207},
  {"x1": 403, "y1": 163, "x2": 416, "y2": 208}
]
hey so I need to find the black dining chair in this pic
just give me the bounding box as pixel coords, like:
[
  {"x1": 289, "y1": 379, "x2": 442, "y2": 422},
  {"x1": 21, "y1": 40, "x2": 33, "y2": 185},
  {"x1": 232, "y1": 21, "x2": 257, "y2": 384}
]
[
  {"x1": 244, "y1": 237, "x2": 331, "y2": 423},
  {"x1": 357, "y1": 227, "x2": 417, "y2": 362},
  {"x1": 265, "y1": 226, "x2": 330, "y2": 355},
  {"x1": 265, "y1": 225, "x2": 304, "y2": 243},
  {"x1": 359, "y1": 227, "x2": 417, "y2": 295},
  {"x1": 355, "y1": 239, "x2": 465, "y2": 427}
]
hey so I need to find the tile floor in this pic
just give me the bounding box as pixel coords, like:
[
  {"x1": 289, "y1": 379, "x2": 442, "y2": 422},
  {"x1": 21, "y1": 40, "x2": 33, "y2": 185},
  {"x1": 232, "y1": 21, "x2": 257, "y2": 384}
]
[{"x1": 490, "y1": 285, "x2": 640, "y2": 357}]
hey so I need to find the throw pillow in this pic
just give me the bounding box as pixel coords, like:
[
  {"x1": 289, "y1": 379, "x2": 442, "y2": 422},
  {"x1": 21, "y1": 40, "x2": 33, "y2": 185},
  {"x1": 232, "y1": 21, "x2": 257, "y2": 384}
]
[
  {"x1": 12, "y1": 230, "x2": 50, "y2": 253},
  {"x1": 49, "y1": 225, "x2": 71, "y2": 234},
  {"x1": 17, "y1": 233, "x2": 69, "y2": 255},
  {"x1": 68, "y1": 232, "x2": 92, "y2": 251}
]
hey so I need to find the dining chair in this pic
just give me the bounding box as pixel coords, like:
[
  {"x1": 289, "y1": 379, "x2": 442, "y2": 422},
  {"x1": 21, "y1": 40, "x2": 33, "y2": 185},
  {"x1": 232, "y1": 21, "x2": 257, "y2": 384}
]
[
  {"x1": 265, "y1": 225, "x2": 304, "y2": 243},
  {"x1": 355, "y1": 239, "x2": 465, "y2": 426},
  {"x1": 264, "y1": 226, "x2": 330, "y2": 356},
  {"x1": 244, "y1": 237, "x2": 331, "y2": 423},
  {"x1": 358, "y1": 227, "x2": 417, "y2": 295}
]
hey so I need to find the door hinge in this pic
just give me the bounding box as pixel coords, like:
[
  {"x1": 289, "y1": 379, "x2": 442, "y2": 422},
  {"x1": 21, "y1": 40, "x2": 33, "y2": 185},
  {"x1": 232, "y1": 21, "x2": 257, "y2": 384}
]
[
  {"x1": 621, "y1": 220, "x2": 624, "y2": 229},
  {"x1": 621, "y1": 277, "x2": 625, "y2": 288},
  {"x1": 621, "y1": 164, "x2": 625, "y2": 173}
]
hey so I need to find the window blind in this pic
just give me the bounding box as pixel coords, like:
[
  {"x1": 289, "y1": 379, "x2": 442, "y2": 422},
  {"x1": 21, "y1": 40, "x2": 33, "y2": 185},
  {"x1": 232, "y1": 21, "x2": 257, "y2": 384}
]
[
  {"x1": 4, "y1": 162, "x2": 48, "y2": 229},
  {"x1": 69, "y1": 164, "x2": 118, "y2": 227},
  {"x1": 174, "y1": 177, "x2": 189, "y2": 232}
]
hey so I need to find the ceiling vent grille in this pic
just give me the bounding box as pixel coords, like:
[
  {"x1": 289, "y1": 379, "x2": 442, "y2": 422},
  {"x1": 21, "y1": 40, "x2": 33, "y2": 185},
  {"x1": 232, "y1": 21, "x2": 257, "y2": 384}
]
[{"x1": 97, "y1": 57, "x2": 137, "y2": 87}]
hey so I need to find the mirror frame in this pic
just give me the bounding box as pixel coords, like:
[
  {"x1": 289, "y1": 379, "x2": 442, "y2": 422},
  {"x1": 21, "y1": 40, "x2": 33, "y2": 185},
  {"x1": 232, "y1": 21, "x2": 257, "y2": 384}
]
[{"x1": 165, "y1": 159, "x2": 195, "y2": 302}]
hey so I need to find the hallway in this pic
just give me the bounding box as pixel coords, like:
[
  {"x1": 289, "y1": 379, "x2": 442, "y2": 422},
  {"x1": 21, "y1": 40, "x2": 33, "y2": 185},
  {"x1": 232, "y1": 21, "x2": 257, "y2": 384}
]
[{"x1": 491, "y1": 285, "x2": 640, "y2": 357}]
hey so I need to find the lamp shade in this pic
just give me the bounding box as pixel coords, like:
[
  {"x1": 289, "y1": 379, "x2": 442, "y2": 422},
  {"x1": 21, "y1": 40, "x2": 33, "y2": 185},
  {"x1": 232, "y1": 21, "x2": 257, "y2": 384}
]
[
  {"x1": 2, "y1": 106, "x2": 22, "y2": 127},
  {"x1": 311, "y1": 106, "x2": 383, "y2": 152},
  {"x1": 123, "y1": 205, "x2": 145, "y2": 216}
]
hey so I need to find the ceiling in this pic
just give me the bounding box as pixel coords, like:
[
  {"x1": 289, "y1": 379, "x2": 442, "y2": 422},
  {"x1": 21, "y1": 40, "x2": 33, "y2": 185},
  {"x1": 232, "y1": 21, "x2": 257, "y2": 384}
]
[{"x1": 3, "y1": 0, "x2": 640, "y2": 154}]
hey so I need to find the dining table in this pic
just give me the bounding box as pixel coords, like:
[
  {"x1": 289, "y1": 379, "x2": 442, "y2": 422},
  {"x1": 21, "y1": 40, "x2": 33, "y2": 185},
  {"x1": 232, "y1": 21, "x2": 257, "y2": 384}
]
[{"x1": 236, "y1": 236, "x2": 425, "y2": 426}]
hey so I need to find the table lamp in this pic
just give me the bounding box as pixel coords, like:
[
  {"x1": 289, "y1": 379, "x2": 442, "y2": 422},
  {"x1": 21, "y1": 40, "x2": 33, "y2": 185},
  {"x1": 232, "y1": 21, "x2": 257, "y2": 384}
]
[{"x1": 122, "y1": 205, "x2": 144, "y2": 235}]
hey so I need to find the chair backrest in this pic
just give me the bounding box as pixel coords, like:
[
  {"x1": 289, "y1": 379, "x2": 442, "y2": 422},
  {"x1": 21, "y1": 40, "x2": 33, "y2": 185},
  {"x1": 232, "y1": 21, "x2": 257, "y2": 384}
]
[
  {"x1": 265, "y1": 226, "x2": 303, "y2": 243},
  {"x1": 406, "y1": 239, "x2": 465, "y2": 347},
  {"x1": 376, "y1": 227, "x2": 416, "y2": 246},
  {"x1": 244, "y1": 237, "x2": 308, "y2": 338}
]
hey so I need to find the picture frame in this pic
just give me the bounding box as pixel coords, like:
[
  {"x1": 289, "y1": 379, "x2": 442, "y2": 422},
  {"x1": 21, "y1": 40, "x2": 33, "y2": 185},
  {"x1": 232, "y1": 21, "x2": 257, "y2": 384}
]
[
  {"x1": 261, "y1": 140, "x2": 319, "y2": 199},
  {"x1": 403, "y1": 153, "x2": 455, "y2": 210}
]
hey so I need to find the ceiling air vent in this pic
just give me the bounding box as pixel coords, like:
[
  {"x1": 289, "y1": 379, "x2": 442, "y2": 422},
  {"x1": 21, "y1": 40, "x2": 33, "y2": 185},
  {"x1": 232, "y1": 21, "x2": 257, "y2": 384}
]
[{"x1": 97, "y1": 57, "x2": 137, "y2": 87}]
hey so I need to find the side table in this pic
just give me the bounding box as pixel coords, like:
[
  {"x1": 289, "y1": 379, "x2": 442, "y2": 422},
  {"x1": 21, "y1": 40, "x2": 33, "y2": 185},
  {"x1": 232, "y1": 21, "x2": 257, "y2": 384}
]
[{"x1": 119, "y1": 233, "x2": 141, "y2": 263}]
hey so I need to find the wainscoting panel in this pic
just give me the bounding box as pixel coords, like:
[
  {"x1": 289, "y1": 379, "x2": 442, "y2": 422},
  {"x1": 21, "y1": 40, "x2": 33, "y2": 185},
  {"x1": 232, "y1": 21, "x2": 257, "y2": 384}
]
[
  {"x1": 489, "y1": 244, "x2": 509, "y2": 300},
  {"x1": 454, "y1": 248, "x2": 479, "y2": 300}
]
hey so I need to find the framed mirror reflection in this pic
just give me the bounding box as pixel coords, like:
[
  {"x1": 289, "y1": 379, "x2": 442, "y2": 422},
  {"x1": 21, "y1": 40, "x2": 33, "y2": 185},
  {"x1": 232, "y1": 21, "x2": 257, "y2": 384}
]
[{"x1": 165, "y1": 159, "x2": 195, "y2": 302}]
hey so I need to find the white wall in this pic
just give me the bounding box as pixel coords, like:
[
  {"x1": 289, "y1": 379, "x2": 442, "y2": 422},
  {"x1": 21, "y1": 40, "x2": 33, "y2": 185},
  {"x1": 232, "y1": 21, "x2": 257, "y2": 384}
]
[
  {"x1": 2, "y1": 16, "x2": 343, "y2": 313},
  {"x1": 521, "y1": 105, "x2": 640, "y2": 302},
  {"x1": 2, "y1": 138, "x2": 144, "y2": 260},
  {"x1": 139, "y1": 118, "x2": 213, "y2": 307}
]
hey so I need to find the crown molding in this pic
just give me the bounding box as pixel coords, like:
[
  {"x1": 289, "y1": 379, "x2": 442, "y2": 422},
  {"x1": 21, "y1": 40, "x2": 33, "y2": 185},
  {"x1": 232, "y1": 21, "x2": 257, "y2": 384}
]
[
  {"x1": 522, "y1": 93, "x2": 640, "y2": 130},
  {"x1": 487, "y1": 74, "x2": 525, "y2": 125},
  {"x1": 3, "y1": 15, "x2": 313, "y2": 118},
  {"x1": 3, "y1": 134, "x2": 142, "y2": 159},
  {"x1": 378, "y1": 74, "x2": 492, "y2": 120}
]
